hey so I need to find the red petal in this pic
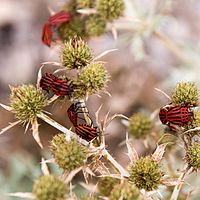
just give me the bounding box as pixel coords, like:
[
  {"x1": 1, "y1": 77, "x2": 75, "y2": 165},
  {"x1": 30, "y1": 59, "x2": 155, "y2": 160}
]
[
  {"x1": 48, "y1": 11, "x2": 72, "y2": 26},
  {"x1": 42, "y1": 23, "x2": 52, "y2": 47}
]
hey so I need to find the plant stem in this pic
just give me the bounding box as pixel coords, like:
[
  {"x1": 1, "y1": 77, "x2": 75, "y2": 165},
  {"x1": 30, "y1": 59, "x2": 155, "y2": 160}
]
[
  {"x1": 37, "y1": 112, "x2": 129, "y2": 177},
  {"x1": 169, "y1": 165, "x2": 190, "y2": 200}
]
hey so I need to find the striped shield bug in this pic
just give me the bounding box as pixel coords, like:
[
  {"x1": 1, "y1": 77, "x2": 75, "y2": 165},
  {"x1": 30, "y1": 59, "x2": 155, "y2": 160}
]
[
  {"x1": 51, "y1": 78, "x2": 74, "y2": 96},
  {"x1": 39, "y1": 73, "x2": 56, "y2": 92},
  {"x1": 67, "y1": 102, "x2": 89, "y2": 126},
  {"x1": 159, "y1": 104, "x2": 193, "y2": 130},
  {"x1": 75, "y1": 124, "x2": 99, "y2": 142}
]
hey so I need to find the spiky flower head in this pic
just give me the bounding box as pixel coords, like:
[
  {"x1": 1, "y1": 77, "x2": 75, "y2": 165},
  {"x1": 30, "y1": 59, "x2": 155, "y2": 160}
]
[
  {"x1": 171, "y1": 82, "x2": 199, "y2": 106},
  {"x1": 185, "y1": 111, "x2": 200, "y2": 134},
  {"x1": 10, "y1": 85, "x2": 48, "y2": 124},
  {"x1": 50, "y1": 134, "x2": 88, "y2": 171},
  {"x1": 58, "y1": 17, "x2": 85, "y2": 42},
  {"x1": 78, "y1": 62, "x2": 109, "y2": 95},
  {"x1": 96, "y1": 0, "x2": 125, "y2": 21},
  {"x1": 109, "y1": 182, "x2": 140, "y2": 200},
  {"x1": 62, "y1": 0, "x2": 78, "y2": 14},
  {"x1": 128, "y1": 112, "x2": 152, "y2": 138},
  {"x1": 98, "y1": 177, "x2": 120, "y2": 196},
  {"x1": 61, "y1": 37, "x2": 93, "y2": 69},
  {"x1": 85, "y1": 15, "x2": 106, "y2": 37},
  {"x1": 186, "y1": 142, "x2": 200, "y2": 170},
  {"x1": 129, "y1": 157, "x2": 162, "y2": 191},
  {"x1": 32, "y1": 175, "x2": 68, "y2": 200},
  {"x1": 77, "y1": 0, "x2": 95, "y2": 8}
]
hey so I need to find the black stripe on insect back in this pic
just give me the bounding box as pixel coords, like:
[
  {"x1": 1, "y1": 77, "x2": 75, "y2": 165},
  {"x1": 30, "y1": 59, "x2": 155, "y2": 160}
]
[
  {"x1": 40, "y1": 73, "x2": 56, "y2": 92},
  {"x1": 75, "y1": 124, "x2": 98, "y2": 141},
  {"x1": 52, "y1": 79, "x2": 74, "y2": 96}
]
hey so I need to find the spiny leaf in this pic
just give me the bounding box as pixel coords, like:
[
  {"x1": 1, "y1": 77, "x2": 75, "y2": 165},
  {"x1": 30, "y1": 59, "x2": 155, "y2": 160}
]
[
  {"x1": 0, "y1": 120, "x2": 21, "y2": 135},
  {"x1": 152, "y1": 144, "x2": 167, "y2": 163}
]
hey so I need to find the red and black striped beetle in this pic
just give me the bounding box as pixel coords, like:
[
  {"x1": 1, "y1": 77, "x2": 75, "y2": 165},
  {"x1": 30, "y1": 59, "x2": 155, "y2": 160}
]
[{"x1": 159, "y1": 104, "x2": 193, "y2": 130}]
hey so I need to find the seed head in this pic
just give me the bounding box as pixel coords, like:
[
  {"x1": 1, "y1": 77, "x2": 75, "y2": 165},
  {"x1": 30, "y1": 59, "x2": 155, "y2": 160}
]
[
  {"x1": 98, "y1": 177, "x2": 120, "y2": 196},
  {"x1": 58, "y1": 17, "x2": 85, "y2": 42},
  {"x1": 109, "y1": 182, "x2": 140, "y2": 200},
  {"x1": 186, "y1": 142, "x2": 200, "y2": 170},
  {"x1": 77, "y1": 0, "x2": 95, "y2": 8},
  {"x1": 185, "y1": 111, "x2": 200, "y2": 134},
  {"x1": 78, "y1": 62, "x2": 109, "y2": 95},
  {"x1": 128, "y1": 112, "x2": 152, "y2": 138},
  {"x1": 129, "y1": 157, "x2": 162, "y2": 191},
  {"x1": 61, "y1": 37, "x2": 93, "y2": 69},
  {"x1": 50, "y1": 134, "x2": 88, "y2": 171},
  {"x1": 85, "y1": 15, "x2": 106, "y2": 37},
  {"x1": 10, "y1": 85, "x2": 48, "y2": 124},
  {"x1": 96, "y1": 0, "x2": 125, "y2": 21},
  {"x1": 32, "y1": 175, "x2": 68, "y2": 200},
  {"x1": 171, "y1": 82, "x2": 199, "y2": 106}
]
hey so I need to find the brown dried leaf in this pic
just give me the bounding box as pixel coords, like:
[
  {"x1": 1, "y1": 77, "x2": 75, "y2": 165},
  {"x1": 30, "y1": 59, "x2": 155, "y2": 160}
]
[
  {"x1": 161, "y1": 179, "x2": 183, "y2": 186},
  {"x1": 126, "y1": 132, "x2": 138, "y2": 163},
  {"x1": 0, "y1": 120, "x2": 21, "y2": 135},
  {"x1": 152, "y1": 144, "x2": 167, "y2": 163},
  {"x1": 31, "y1": 118, "x2": 43, "y2": 148},
  {"x1": 95, "y1": 159, "x2": 110, "y2": 175}
]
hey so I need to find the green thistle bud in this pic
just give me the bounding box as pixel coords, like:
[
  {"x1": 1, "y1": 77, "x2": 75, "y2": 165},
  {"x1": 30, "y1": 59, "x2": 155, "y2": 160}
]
[
  {"x1": 129, "y1": 157, "x2": 162, "y2": 191},
  {"x1": 50, "y1": 134, "x2": 88, "y2": 171},
  {"x1": 32, "y1": 175, "x2": 68, "y2": 200},
  {"x1": 58, "y1": 17, "x2": 86, "y2": 42},
  {"x1": 98, "y1": 177, "x2": 120, "y2": 196},
  {"x1": 186, "y1": 142, "x2": 200, "y2": 170},
  {"x1": 61, "y1": 37, "x2": 93, "y2": 69},
  {"x1": 109, "y1": 182, "x2": 140, "y2": 200},
  {"x1": 78, "y1": 62, "x2": 109, "y2": 95},
  {"x1": 77, "y1": 0, "x2": 95, "y2": 8},
  {"x1": 171, "y1": 82, "x2": 199, "y2": 106},
  {"x1": 85, "y1": 15, "x2": 106, "y2": 37},
  {"x1": 10, "y1": 85, "x2": 48, "y2": 124},
  {"x1": 96, "y1": 0, "x2": 125, "y2": 21},
  {"x1": 128, "y1": 113, "x2": 152, "y2": 138}
]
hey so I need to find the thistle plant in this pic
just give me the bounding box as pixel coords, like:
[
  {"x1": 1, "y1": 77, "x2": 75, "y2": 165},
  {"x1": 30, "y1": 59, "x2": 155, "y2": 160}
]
[{"x1": 1, "y1": 1, "x2": 200, "y2": 199}]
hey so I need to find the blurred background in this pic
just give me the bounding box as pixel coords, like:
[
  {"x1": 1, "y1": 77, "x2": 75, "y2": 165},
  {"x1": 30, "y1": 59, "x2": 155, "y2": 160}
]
[{"x1": 0, "y1": 0, "x2": 200, "y2": 199}]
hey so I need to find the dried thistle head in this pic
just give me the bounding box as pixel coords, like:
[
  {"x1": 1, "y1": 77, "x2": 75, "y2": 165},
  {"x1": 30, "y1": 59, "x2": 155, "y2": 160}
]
[
  {"x1": 109, "y1": 182, "x2": 140, "y2": 200},
  {"x1": 186, "y1": 142, "x2": 200, "y2": 170},
  {"x1": 129, "y1": 157, "x2": 162, "y2": 191},
  {"x1": 32, "y1": 175, "x2": 68, "y2": 200},
  {"x1": 50, "y1": 134, "x2": 88, "y2": 171},
  {"x1": 128, "y1": 112, "x2": 152, "y2": 138},
  {"x1": 171, "y1": 82, "x2": 199, "y2": 106},
  {"x1": 10, "y1": 85, "x2": 48, "y2": 124},
  {"x1": 78, "y1": 62, "x2": 109, "y2": 95},
  {"x1": 96, "y1": 0, "x2": 125, "y2": 21},
  {"x1": 61, "y1": 37, "x2": 93, "y2": 69}
]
